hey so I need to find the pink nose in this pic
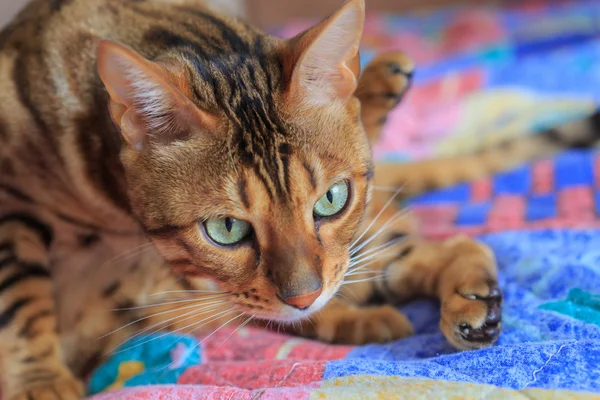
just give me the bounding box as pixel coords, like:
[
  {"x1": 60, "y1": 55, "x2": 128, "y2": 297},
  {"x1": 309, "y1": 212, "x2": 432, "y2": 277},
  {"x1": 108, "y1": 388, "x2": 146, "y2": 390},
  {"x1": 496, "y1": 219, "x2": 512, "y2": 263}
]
[{"x1": 280, "y1": 287, "x2": 322, "y2": 310}]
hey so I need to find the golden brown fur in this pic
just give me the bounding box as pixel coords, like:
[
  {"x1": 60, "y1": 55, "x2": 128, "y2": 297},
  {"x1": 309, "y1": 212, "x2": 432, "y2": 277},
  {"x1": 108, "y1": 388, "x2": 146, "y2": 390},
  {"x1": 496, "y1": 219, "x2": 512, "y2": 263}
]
[{"x1": 1, "y1": 0, "x2": 599, "y2": 399}]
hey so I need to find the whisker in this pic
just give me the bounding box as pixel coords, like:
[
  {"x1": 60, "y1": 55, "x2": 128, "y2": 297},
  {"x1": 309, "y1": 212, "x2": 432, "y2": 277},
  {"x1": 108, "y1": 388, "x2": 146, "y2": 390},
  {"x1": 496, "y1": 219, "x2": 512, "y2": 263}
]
[
  {"x1": 348, "y1": 245, "x2": 403, "y2": 274},
  {"x1": 112, "y1": 295, "x2": 229, "y2": 311},
  {"x1": 216, "y1": 314, "x2": 255, "y2": 350},
  {"x1": 101, "y1": 298, "x2": 227, "y2": 339},
  {"x1": 349, "y1": 185, "x2": 406, "y2": 251},
  {"x1": 149, "y1": 289, "x2": 226, "y2": 297},
  {"x1": 100, "y1": 242, "x2": 155, "y2": 270},
  {"x1": 151, "y1": 311, "x2": 243, "y2": 373},
  {"x1": 350, "y1": 208, "x2": 410, "y2": 257},
  {"x1": 343, "y1": 274, "x2": 388, "y2": 285},
  {"x1": 350, "y1": 235, "x2": 406, "y2": 265},
  {"x1": 345, "y1": 265, "x2": 382, "y2": 277},
  {"x1": 340, "y1": 286, "x2": 359, "y2": 301},
  {"x1": 112, "y1": 308, "x2": 236, "y2": 355},
  {"x1": 123, "y1": 301, "x2": 228, "y2": 342},
  {"x1": 335, "y1": 292, "x2": 351, "y2": 302}
]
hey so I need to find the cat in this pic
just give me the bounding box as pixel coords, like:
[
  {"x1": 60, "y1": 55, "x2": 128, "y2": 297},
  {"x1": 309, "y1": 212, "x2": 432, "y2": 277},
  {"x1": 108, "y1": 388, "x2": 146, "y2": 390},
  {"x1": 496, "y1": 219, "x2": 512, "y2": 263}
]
[{"x1": 1, "y1": 0, "x2": 599, "y2": 398}]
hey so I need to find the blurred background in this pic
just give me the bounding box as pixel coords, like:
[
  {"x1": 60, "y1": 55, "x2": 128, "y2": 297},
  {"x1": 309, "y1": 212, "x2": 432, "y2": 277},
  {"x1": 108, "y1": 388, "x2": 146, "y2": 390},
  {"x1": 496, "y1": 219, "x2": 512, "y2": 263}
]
[
  {"x1": 1, "y1": 0, "x2": 598, "y2": 161},
  {"x1": 0, "y1": 0, "x2": 502, "y2": 30}
]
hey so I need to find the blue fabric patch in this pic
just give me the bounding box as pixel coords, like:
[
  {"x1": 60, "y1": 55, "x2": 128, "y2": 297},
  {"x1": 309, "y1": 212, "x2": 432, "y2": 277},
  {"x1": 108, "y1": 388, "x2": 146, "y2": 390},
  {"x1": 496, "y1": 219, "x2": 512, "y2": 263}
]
[
  {"x1": 541, "y1": 288, "x2": 600, "y2": 327},
  {"x1": 526, "y1": 195, "x2": 557, "y2": 221},
  {"x1": 555, "y1": 152, "x2": 595, "y2": 189},
  {"x1": 456, "y1": 202, "x2": 492, "y2": 225},
  {"x1": 88, "y1": 333, "x2": 202, "y2": 395},
  {"x1": 327, "y1": 230, "x2": 600, "y2": 392},
  {"x1": 493, "y1": 166, "x2": 531, "y2": 195},
  {"x1": 408, "y1": 183, "x2": 471, "y2": 205}
]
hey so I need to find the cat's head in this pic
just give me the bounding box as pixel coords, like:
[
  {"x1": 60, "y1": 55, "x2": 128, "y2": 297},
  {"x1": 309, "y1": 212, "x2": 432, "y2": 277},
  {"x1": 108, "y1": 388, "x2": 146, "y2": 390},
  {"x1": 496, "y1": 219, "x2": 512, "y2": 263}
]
[{"x1": 97, "y1": 0, "x2": 371, "y2": 321}]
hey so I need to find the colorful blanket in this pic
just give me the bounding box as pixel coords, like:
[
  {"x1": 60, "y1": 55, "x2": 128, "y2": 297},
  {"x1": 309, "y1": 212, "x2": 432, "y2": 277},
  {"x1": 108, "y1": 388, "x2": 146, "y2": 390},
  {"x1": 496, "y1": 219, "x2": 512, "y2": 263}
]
[{"x1": 87, "y1": 1, "x2": 600, "y2": 398}]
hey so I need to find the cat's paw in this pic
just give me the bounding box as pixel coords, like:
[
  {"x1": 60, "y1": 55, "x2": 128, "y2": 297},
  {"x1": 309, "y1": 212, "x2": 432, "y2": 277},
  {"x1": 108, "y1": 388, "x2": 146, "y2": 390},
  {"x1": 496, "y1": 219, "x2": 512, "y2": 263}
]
[
  {"x1": 440, "y1": 279, "x2": 503, "y2": 350},
  {"x1": 8, "y1": 375, "x2": 84, "y2": 400},
  {"x1": 315, "y1": 305, "x2": 414, "y2": 345},
  {"x1": 356, "y1": 51, "x2": 414, "y2": 116}
]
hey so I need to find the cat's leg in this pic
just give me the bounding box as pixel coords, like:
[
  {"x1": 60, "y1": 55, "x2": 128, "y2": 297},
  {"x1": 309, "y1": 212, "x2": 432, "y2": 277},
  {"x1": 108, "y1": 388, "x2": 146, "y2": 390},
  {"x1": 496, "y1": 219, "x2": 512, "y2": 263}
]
[
  {"x1": 303, "y1": 297, "x2": 415, "y2": 345},
  {"x1": 338, "y1": 205, "x2": 502, "y2": 350},
  {"x1": 354, "y1": 52, "x2": 502, "y2": 349},
  {"x1": 0, "y1": 213, "x2": 83, "y2": 400},
  {"x1": 355, "y1": 51, "x2": 414, "y2": 144},
  {"x1": 375, "y1": 234, "x2": 501, "y2": 350}
]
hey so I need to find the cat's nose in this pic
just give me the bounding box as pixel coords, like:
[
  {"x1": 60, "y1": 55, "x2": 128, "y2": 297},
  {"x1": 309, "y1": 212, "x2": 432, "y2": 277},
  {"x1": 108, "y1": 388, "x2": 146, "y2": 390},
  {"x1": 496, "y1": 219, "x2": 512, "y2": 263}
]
[{"x1": 279, "y1": 286, "x2": 323, "y2": 310}]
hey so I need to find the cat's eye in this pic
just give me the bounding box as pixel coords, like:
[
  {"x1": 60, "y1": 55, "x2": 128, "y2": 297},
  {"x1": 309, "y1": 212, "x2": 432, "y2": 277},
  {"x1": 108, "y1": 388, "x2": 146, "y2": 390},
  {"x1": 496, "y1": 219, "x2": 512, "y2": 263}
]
[
  {"x1": 204, "y1": 217, "x2": 251, "y2": 246},
  {"x1": 314, "y1": 181, "x2": 349, "y2": 218}
]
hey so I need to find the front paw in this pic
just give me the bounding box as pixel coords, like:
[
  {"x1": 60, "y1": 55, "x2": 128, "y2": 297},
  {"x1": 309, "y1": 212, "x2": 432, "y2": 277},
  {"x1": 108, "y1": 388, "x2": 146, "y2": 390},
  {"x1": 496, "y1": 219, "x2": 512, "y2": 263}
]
[
  {"x1": 8, "y1": 375, "x2": 84, "y2": 400},
  {"x1": 315, "y1": 305, "x2": 414, "y2": 345},
  {"x1": 440, "y1": 280, "x2": 503, "y2": 350}
]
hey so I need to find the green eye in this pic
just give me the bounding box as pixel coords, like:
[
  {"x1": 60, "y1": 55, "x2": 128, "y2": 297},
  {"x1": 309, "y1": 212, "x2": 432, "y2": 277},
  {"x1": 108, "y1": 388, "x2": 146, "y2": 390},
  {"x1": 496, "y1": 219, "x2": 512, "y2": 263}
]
[
  {"x1": 314, "y1": 181, "x2": 349, "y2": 218},
  {"x1": 204, "y1": 217, "x2": 251, "y2": 246}
]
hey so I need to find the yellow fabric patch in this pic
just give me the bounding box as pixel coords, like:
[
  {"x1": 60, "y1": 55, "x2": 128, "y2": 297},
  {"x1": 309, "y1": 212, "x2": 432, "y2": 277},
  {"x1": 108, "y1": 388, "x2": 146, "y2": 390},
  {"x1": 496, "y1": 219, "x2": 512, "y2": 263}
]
[
  {"x1": 313, "y1": 376, "x2": 600, "y2": 399},
  {"x1": 106, "y1": 361, "x2": 145, "y2": 391}
]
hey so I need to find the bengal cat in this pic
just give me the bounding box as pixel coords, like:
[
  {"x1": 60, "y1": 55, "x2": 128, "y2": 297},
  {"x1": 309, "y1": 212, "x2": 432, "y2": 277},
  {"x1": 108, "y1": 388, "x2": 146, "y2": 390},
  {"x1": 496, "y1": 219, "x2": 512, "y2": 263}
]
[{"x1": 1, "y1": 0, "x2": 599, "y2": 398}]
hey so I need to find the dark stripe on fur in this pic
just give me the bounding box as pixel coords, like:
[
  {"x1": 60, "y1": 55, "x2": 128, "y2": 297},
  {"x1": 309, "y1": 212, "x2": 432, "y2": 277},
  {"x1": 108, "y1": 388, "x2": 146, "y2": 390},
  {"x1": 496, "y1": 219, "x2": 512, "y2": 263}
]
[
  {"x1": 0, "y1": 115, "x2": 7, "y2": 141},
  {"x1": 21, "y1": 346, "x2": 53, "y2": 363},
  {"x1": 0, "y1": 184, "x2": 36, "y2": 204},
  {"x1": 0, "y1": 263, "x2": 51, "y2": 294},
  {"x1": 0, "y1": 256, "x2": 17, "y2": 271},
  {"x1": 184, "y1": 8, "x2": 251, "y2": 53},
  {"x1": 143, "y1": 22, "x2": 289, "y2": 198},
  {"x1": 50, "y1": 0, "x2": 72, "y2": 11},
  {"x1": 102, "y1": 281, "x2": 121, "y2": 298},
  {"x1": 281, "y1": 152, "x2": 291, "y2": 194},
  {"x1": 75, "y1": 79, "x2": 131, "y2": 212},
  {"x1": 167, "y1": 258, "x2": 193, "y2": 268},
  {"x1": 0, "y1": 242, "x2": 14, "y2": 255},
  {"x1": 302, "y1": 160, "x2": 318, "y2": 190},
  {"x1": 21, "y1": 370, "x2": 59, "y2": 385},
  {"x1": 130, "y1": 6, "x2": 221, "y2": 53},
  {"x1": 19, "y1": 310, "x2": 53, "y2": 338},
  {"x1": 12, "y1": 51, "x2": 63, "y2": 165},
  {"x1": 0, "y1": 297, "x2": 34, "y2": 330},
  {"x1": 144, "y1": 224, "x2": 184, "y2": 238},
  {"x1": 0, "y1": 213, "x2": 53, "y2": 248},
  {"x1": 237, "y1": 177, "x2": 250, "y2": 209}
]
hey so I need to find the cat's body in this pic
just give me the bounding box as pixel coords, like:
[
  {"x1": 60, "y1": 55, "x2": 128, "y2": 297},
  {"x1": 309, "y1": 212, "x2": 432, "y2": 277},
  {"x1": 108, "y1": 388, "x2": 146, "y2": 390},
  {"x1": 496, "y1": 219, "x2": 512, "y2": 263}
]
[{"x1": 1, "y1": 0, "x2": 599, "y2": 399}]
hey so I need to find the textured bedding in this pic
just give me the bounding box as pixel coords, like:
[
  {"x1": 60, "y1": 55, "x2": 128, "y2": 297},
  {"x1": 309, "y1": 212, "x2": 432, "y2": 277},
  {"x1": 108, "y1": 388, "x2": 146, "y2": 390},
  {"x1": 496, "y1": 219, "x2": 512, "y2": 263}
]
[{"x1": 87, "y1": 1, "x2": 600, "y2": 398}]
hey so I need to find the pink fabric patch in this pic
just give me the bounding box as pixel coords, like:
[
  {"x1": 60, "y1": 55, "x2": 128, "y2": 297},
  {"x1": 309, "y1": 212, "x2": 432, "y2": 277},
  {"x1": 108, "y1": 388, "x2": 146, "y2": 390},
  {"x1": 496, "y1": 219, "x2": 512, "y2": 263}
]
[
  {"x1": 375, "y1": 68, "x2": 485, "y2": 160},
  {"x1": 532, "y1": 159, "x2": 555, "y2": 195},
  {"x1": 481, "y1": 196, "x2": 526, "y2": 232},
  {"x1": 178, "y1": 360, "x2": 325, "y2": 391},
  {"x1": 471, "y1": 179, "x2": 492, "y2": 202},
  {"x1": 558, "y1": 186, "x2": 594, "y2": 218},
  {"x1": 89, "y1": 384, "x2": 312, "y2": 400},
  {"x1": 202, "y1": 328, "x2": 352, "y2": 362}
]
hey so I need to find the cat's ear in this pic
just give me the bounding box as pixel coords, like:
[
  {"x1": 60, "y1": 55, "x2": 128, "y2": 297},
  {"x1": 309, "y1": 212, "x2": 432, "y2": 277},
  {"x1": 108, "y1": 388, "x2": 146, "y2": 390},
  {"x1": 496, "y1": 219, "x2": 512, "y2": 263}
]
[
  {"x1": 287, "y1": 0, "x2": 364, "y2": 105},
  {"x1": 97, "y1": 40, "x2": 216, "y2": 150}
]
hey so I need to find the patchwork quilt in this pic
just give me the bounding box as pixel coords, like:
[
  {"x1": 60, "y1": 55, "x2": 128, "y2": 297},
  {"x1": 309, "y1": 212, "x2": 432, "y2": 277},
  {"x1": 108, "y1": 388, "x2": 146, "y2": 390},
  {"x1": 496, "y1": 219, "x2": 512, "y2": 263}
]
[{"x1": 87, "y1": 1, "x2": 600, "y2": 398}]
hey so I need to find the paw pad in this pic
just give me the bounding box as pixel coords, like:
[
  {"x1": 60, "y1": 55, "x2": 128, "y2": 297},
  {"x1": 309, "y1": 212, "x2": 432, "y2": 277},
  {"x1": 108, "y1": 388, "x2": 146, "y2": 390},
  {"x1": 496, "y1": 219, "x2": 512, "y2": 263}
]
[{"x1": 458, "y1": 284, "x2": 503, "y2": 345}]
